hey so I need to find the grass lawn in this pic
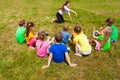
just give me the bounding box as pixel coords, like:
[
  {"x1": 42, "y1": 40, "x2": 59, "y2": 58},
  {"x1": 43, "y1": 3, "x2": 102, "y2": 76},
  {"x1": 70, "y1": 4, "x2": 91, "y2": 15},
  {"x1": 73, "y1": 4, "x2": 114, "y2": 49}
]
[{"x1": 0, "y1": 0, "x2": 120, "y2": 80}]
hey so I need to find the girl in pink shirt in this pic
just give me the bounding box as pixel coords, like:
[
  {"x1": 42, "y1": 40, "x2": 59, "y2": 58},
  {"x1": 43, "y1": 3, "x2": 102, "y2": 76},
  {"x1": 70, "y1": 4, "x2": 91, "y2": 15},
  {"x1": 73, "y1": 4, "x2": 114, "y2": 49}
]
[{"x1": 36, "y1": 31, "x2": 54, "y2": 57}]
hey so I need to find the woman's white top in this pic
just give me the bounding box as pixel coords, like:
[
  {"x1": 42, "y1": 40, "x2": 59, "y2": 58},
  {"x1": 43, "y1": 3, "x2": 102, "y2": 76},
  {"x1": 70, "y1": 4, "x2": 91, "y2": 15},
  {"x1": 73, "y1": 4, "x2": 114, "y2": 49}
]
[{"x1": 58, "y1": 6, "x2": 71, "y2": 15}]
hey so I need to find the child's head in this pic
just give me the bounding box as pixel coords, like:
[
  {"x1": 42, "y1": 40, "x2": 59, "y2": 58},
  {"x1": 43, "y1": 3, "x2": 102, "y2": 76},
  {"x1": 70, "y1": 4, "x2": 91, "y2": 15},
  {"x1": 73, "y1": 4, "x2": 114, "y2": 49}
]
[
  {"x1": 18, "y1": 19, "x2": 26, "y2": 26},
  {"x1": 64, "y1": 0, "x2": 70, "y2": 6},
  {"x1": 26, "y1": 22, "x2": 35, "y2": 37},
  {"x1": 63, "y1": 25, "x2": 69, "y2": 31},
  {"x1": 105, "y1": 18, "x2": 114, "y2": 26},
  {"x1": 55, "y1": 32, "x2": 63, "y2": 43},
  {"x1": 61, "y1": 0, "x2": 70, "y2": 11},
  {"x1": 38, "y1": 31, "x2": 46, "y2": 41},
  {"x1": 27, "y1": 22, "x2": 34, "y2": 29},
  {"x1": 74, "y1": 24, "x2": 81, "y2": 34}
]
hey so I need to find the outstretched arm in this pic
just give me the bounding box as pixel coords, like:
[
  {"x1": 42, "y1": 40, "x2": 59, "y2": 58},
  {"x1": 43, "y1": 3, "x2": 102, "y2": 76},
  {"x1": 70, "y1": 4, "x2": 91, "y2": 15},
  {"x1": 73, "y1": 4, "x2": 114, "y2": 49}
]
[
  {"x1": 70, "y1": 9, "x2": 77, "y2": 16},
  {"x1": 42, "y1": 53, "x2": 52, "y2": 69},
  {"x1": 65, "y1": 52, "x2": 77, "y2": 67},
  {"x1": 68, "y1": 12, "x2": 72, "y2": 20}
]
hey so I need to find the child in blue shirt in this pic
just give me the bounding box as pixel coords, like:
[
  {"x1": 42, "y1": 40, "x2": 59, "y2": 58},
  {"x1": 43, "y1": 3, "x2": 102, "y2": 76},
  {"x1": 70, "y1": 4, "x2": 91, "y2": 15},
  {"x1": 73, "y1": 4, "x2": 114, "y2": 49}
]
[
  {"x1": 61, "y1": 25, "x2": 71, "y2": 44},
  {"x1": 42, "y1": 32, "x2": 77, "y2": 69}
]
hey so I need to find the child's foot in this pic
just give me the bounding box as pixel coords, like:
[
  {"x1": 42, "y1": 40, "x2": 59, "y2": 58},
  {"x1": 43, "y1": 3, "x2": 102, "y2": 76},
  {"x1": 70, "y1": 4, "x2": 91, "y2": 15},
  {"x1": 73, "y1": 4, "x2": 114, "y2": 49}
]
[
  {"x1": 70, "y1": 63, "x2": 77, "y2": 67},
  {"x1": 29, "y1": 46, "x2": 35, "y2": 49},
  {"x1": 51, "y1": 18, "x2": 56, "y2": 22},
  {"x1": 74, "y1": 53, "x2": 82, "y2": 57}
]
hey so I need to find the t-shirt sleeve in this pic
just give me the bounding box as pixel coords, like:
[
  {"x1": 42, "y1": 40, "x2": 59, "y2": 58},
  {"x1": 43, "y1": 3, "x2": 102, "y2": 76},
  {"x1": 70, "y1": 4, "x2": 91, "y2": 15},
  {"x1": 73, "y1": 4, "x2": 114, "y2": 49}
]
[
  {"x1": 49, "y1": 45, "x2": 53, "y2": 54},
  {"x1": 68, "y1": 34, "x2": 72, "y2": 38},
  {"x1": 74, "y1": 36, "x2": 78, "y2": 42},
  {"x1": 64, "y1": 6, "x2": 70, "y2": 13},
  {"x1": 63, "y1": 45, "x2": 68, "y2": 53},
  {"x1": 98, "y1": 35, "x2": 104, "y2": 41}
]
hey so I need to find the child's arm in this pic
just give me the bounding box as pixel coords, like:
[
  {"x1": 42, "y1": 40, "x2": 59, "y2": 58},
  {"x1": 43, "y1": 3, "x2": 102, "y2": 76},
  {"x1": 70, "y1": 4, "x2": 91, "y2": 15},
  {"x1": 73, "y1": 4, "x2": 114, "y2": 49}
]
[
  {"x1": 65, "y1": 52, "x2": 77, "y2": 67},
  {"x1": 75, "y1": 42, "x2": 79, "y2": 54},
  {"x1": 70, "y1": 9, "x2": 77, "y2": 16},
  {"x1": 42, "y1": 53, "x2": 52, "y2": 69},
  {"x1": 68, "y1": 12, "x2": 72, "y2": 20}
]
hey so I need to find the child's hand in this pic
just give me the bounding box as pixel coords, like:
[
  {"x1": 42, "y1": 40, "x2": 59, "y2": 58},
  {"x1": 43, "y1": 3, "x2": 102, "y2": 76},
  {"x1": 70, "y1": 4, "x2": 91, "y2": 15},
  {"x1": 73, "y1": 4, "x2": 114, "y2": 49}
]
[
  {"x1": 93, "y1": 27, "x2": 96, "y2": 30},
  {"x1": 42, "y1": 65, "x2": 49, "y2": 69},
  {"x1": 70, "y1": 63, "x2": 77, "y2": 67},
  {"x1": 75, "y1": 12, "x2": 77, "y2": 16}
]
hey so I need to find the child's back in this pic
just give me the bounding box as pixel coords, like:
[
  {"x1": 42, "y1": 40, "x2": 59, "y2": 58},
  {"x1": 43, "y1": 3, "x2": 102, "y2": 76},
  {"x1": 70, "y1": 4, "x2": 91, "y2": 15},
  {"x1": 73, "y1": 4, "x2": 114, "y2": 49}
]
[
  {"x1": 36, "y1": 40, "x2": 49, "y2": 57},
  {"x1": 49, "y1": 43, "x2": 67, "y2": 63},
  {"x1": 16, "y1": 20, "x2": 26, "y2": 44},
  {"x1": 25, "y1": 22, "x2": 35, "y2": 45},
  {"x1": 74, "y1": 24, "x2": 92, "y2": 56},
  {"x1": 75, "y1": 33, "x2": 91, "y2": 52},
  {"x1": 61, "y1": 25, "x2": 71, "y2": 44},
  {"x1": 36, "y1": 31, "x2": 50, "y2": 57}
]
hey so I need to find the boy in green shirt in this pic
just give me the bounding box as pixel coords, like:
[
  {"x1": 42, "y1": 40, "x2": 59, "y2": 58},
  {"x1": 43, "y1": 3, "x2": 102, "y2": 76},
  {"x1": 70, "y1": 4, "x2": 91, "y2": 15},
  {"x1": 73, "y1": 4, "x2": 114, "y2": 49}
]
[{"x1": 16, "y1": 20, "x2": 26, "y2": 44}]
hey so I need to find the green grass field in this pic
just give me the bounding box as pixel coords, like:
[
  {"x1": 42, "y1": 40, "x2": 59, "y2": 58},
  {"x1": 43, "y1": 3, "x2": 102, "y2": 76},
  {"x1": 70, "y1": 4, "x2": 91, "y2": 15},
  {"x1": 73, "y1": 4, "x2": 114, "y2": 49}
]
[{"x1": 0, "y1": 0, "x2": 120, "y2": 80}]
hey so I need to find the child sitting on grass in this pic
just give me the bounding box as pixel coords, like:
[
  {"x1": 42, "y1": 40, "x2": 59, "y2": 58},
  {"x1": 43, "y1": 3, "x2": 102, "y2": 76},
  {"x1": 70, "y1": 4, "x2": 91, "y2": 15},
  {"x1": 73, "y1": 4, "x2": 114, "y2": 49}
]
[
  {"x1": 74, "y1": 24, "x2": 92, "y2": 57},
  {"x1": 72, "y1": 24, "x2": 83, "y2": 44},
  {"x1": 61, "y1": 25, "x2": 71, "y2": 45},
  {"x1": 36, "y1": 31, "x2": 54, "y2": 58},
  {"x1": 105, "y1": 18, "x2": 119, "y2": 42},
  {"x1": 25, "y1": 22, "x2": 37, "y2": 49},
  {"x1": 42, "y1": 32, "x2": 77, "y2": 69},
  {"x1": 16, "y1": 19, "x2": 26, "y2": 44},
  {"x1": 92, "y1": 27, "x2": 112, "y2": 51},
  {"x1": 61, "y1": 25, "x2": 71, "y2": 51}
]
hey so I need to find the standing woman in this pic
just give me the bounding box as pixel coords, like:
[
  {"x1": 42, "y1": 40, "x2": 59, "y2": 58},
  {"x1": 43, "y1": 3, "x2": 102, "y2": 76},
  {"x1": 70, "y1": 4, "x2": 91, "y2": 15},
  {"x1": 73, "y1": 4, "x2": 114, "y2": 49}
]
[{"x1": 51, "y1": 0, "x2": 77, "y2": 23}]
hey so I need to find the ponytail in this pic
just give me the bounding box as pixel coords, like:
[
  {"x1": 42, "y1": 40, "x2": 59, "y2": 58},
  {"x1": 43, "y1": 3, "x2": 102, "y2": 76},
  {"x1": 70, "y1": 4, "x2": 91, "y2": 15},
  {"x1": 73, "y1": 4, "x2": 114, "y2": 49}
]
[
  {"x1": 26, "y1": 22, "x2": 34, "y2": 37},
  {"x1": 60, "y1": 0, "x2": 70, "y2": 11}
]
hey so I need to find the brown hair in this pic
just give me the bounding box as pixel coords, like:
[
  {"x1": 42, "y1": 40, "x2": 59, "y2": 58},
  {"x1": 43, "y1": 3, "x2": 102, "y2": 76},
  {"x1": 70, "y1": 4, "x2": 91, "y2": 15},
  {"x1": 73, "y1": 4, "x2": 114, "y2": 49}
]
[
  {"x1": 38, "y1": 31, "x2": 46, "y2": 40},
  {"x1": 101, "y1": 27, "x2": 112, "y2": 47},
  {"x1": 18, "y1": 19, "x2": 26, "y2": 26},
  {"x1": 63, "y1": 25, "x2": 69, "y2": 31},
  {"x1": 37, "y1": 31, "x2": 46, "y2": 48},
  {"x1": 26, "y1": 22, "x2": 35, "y2": 37},
  {"x1": 60, "y1": 0, "x2": 70, "y2": 11},
  {"x1": 74, "y1": 24, "x2": 81, "y2": 34},
  {"x1": 105, "y1": 18, "x2": 114, "y2": 26},
  {"x1": 55, "y1": 32, "x2": 63, "y2": 43}
]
